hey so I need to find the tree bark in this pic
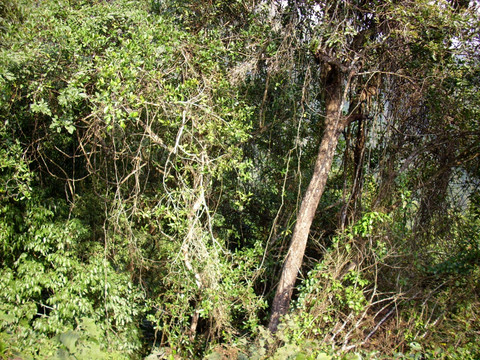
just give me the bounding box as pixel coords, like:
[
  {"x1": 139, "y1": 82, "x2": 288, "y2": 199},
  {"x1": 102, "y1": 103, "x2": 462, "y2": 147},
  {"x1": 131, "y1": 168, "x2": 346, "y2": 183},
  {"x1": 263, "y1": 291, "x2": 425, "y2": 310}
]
[{"x1": 268, "y1": 65, "x2": 348, "y2": 332}]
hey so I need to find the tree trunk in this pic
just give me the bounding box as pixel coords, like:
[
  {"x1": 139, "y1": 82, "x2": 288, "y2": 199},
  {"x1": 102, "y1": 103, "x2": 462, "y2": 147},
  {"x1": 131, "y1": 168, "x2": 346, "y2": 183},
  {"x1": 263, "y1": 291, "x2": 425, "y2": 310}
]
[
  {"x1": 268, "y1": 66, "x2": 347, "y2": 332},
  {"x1": 340, "y1": 116, "x2": 366, "y2": 229}
]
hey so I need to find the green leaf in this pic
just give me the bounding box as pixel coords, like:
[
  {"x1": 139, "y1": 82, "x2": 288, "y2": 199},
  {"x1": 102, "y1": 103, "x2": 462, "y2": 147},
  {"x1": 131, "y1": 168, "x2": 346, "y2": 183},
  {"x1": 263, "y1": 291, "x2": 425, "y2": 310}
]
[
  {"x1": 59, "y1": 331, "x2": 79, "y2": 354},
  {"x1": 316, "y1": 354, "x2": 332, "y2": 360},
  {"x1": 3, "y1": 71, "x2": 16, "y2": 81},
  {"x1": 342, "y1": 354, "x2": 362, "y2": 360},
  {"x1": 54, "y1": 348, "x2": 71, "y2": 360},
  {"x1": 80, "y1": 317, "x2": 101, "y2": 339},
  {"x1": 409, "y1": 342, "x2": 422, "y2": 352},
  {"x1": 30, "y1": 99, "x2": 52, "y2": 117},
  {"x1": 0, "y1": 311, "x2": 15, "y2": 325}
]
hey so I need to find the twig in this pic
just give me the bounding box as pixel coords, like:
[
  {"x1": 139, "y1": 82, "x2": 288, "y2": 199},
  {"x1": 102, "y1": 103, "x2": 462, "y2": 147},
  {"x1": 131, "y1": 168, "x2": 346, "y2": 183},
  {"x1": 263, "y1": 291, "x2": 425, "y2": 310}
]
[{"x1": 363, "y1": 306, "x2": 395, "y2": 343}]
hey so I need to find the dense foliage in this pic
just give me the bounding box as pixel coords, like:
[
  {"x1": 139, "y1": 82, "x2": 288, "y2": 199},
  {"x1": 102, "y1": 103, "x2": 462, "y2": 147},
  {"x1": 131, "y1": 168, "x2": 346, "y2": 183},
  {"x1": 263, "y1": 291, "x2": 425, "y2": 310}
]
[{"x1": 0, "y1": 0, "x2": 479, "y2": 359}]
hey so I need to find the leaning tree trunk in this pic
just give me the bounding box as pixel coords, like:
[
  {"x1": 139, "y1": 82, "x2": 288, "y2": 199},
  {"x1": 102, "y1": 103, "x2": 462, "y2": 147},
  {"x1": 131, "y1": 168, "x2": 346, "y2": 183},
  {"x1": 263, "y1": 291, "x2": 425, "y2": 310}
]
[{"x1": 268, "y1": 65, "x2": 349, "y2": 332}]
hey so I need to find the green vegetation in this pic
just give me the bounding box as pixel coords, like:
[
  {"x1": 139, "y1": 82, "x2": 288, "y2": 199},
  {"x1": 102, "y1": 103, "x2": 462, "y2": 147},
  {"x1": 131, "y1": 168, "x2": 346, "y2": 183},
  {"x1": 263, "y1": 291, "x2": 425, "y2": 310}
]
[{"x1": 0, "y1": 0, "x2": 479, "y2": 358}]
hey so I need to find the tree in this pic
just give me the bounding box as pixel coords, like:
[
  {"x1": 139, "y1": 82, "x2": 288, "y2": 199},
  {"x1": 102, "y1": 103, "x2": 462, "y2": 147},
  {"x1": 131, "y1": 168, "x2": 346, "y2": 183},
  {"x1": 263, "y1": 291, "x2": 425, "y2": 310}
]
[
  {"x1": 268, "y1": 0, "x2": 478, "y2": 332},
  {"x1": 0, "y1": 0, "x2": 266, "y2": 355}
]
